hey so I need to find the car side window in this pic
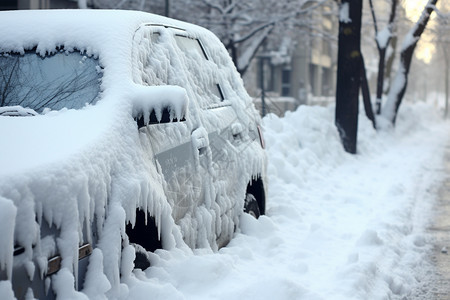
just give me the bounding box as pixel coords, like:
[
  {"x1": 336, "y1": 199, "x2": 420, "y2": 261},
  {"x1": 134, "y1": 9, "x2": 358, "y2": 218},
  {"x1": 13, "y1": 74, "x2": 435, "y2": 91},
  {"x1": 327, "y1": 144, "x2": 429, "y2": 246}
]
[
  {"x1": 0, "y1": 50, "x2": 102, "y2": 113},
  {"x1": 174, "y1": 35, "x2": 207, "y2": 60},
  {"x1": 173, "y1": 34, "x2": 225, "y2": 104},
  {"x1": 134, "y1": 31, "x2": 170, "y2": 86},
  {"x1": 133, "y1": 26, "x2": 225, "y2": 108}
]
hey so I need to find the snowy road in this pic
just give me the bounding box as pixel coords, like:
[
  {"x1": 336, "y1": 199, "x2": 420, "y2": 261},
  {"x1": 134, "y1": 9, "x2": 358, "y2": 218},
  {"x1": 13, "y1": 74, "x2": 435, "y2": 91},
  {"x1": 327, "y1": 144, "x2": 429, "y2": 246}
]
[
  {"x1": 126, "y1": 103, "x2": 450, "y2": 300},
  {"x1": 410, "y1": 145, "x2": 450, "y2": 299}
]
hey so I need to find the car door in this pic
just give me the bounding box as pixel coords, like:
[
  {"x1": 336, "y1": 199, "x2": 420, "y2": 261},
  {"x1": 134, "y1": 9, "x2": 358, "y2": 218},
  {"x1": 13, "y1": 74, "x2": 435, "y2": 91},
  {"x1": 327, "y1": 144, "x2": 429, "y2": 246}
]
[
  {"x1": 170, "y1": 32, "x2": 248, "y2": 246},
  {"x1": 132, "y1": 25, "x2": 215, "y2": 248}
]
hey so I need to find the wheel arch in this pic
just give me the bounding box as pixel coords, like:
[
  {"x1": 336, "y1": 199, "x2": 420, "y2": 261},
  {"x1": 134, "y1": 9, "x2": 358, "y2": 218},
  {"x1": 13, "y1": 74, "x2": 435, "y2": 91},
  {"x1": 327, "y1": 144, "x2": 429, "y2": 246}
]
[
  {"x1": 245, "y1": 176, "x2": 266, "y2": 215},
  {"x1": 125, "y1": 209, "x2": 162, "y2": 252}
]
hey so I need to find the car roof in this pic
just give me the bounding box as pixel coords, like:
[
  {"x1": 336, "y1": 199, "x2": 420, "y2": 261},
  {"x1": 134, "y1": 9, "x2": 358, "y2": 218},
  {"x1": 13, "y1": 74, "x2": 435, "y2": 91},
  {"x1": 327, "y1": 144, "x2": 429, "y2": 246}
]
[
  {"x1": 0, "y1": 9, "x2": 206, "y2": 55},
  {"x1": 0, "y1": 9, "x2": 221, "y2": 94}
]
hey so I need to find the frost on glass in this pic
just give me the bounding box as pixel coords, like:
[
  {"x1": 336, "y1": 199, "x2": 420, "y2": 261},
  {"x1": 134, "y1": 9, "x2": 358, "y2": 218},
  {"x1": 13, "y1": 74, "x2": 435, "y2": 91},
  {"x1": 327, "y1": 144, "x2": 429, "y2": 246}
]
[
  {"x1": 0, "y1": 51, "x2": 102, "y2": 113},
  {"x1": 136, "y1": 30, "x2": 223, "y2": 107}
]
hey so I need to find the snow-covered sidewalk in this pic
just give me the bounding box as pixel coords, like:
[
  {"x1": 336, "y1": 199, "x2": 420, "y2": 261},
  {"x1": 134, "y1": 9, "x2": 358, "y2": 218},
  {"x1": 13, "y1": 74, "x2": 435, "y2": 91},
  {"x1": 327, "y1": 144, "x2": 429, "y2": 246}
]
[
  {"x1": 409, "y1": 147, "x2": 450, "y2": 300},
  {"x1": 126, "y1": 102, "x2": 450, "y2": 300}
]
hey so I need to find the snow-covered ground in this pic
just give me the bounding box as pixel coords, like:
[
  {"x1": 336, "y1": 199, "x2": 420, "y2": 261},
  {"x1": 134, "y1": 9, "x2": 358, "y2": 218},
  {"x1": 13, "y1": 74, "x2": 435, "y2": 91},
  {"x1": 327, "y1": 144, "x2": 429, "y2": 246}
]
[{"x1": 123, "y1": 102, "x2": 450, "y2": 300}]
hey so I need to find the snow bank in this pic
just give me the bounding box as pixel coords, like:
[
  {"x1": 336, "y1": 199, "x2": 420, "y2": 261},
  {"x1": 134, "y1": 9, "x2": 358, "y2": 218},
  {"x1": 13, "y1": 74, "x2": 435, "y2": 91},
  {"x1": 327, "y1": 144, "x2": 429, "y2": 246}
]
[
  {"x1": 122, "y1": 102, "x2": 449, "y2": 299},
  {"x1": 1, "y1": 9, "x2": 446, "y2": 300}
]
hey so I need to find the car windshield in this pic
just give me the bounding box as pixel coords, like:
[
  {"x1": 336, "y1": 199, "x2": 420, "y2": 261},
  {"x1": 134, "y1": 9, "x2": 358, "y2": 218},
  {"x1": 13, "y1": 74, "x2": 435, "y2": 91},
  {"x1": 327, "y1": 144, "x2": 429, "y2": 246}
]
[{"x1": 0, "y1": 50, "x2": 102, "y2": 113}]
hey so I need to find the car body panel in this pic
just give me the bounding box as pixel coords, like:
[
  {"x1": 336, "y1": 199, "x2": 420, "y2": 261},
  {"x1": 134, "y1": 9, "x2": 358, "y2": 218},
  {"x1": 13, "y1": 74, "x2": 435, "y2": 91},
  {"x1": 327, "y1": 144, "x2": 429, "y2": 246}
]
[{"x1": 0, "y1": 9, "x2": 267, "y2": 299}]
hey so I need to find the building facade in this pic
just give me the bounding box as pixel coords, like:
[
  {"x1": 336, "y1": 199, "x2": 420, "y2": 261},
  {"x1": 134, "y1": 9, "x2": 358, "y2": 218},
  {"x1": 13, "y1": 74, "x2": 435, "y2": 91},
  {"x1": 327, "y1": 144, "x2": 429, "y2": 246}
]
[
  {"x1": 0, "y1": 0, "x2": 79, "y2": 10},
  {"x1": 246, "y1": 4, "x2": 337, "y2": 117}
]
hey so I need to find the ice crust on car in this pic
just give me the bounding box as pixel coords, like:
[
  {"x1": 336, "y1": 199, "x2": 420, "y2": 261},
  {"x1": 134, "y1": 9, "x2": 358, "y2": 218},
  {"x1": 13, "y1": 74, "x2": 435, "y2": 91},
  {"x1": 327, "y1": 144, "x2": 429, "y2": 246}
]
[
  {"x1": 131, "y1": 85, "x2": 188, "y2": 123},
  {"x1": 0, "y1": 9, "x2": 265, "y2": 298}
]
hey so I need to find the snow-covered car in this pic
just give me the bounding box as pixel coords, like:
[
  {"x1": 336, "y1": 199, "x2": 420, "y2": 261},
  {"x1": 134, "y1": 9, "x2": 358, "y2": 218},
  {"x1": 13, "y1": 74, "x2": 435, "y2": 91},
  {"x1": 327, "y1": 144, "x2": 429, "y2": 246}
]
[{"x1": 0, "y1": 10, "x2": 267, "y2": 299}]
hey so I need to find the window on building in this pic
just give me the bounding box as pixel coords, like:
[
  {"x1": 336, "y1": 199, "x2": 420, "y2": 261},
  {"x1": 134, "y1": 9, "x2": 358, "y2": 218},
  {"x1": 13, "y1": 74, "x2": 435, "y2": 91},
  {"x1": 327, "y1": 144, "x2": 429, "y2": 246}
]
[
  {"x1": 321, "y1": 40, "x2": 332, "y2": 57},
  {"x1": 281, "y1": 69, "x2": 291, "y2": 97},
  {"x1": 322, "y1": 67, "x2": 332, "y2": 96},
  {"x1": 309, "y1": 64, "x2": 318, "y2": 96},
  {"x1": 257, "y1": 57, "x2": 273, "y2": 92}
]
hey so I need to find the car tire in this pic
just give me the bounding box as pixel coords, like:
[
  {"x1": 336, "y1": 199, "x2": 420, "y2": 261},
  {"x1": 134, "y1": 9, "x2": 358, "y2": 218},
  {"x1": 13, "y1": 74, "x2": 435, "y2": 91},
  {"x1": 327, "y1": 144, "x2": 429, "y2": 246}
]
[
  {"x1": 125, "y1": 209, "x2": 162, "y2": 270},
  {"x1": 131, "y1": 243, "x2": 151, "y2": 270},
  {"x1": 244, "y1": 193, "x2": 260, "y2": 219}
]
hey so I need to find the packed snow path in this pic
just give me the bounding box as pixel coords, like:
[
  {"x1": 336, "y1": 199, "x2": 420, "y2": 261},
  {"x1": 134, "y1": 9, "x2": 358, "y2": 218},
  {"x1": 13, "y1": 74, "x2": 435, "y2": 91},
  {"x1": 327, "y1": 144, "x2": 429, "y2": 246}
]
[
  {"x1": 410, "y1": 144, "x2": 450, "y2": 299},
  {"x1": 122, "y1": 103, "x2": 450, "y2": 300}
]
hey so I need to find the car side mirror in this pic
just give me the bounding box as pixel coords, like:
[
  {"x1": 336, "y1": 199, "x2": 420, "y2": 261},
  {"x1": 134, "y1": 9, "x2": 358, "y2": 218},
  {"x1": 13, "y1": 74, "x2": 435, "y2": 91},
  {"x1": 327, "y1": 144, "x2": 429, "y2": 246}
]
[{"x1": 132, "y1": 85, "x2": 188, "y2": 129}]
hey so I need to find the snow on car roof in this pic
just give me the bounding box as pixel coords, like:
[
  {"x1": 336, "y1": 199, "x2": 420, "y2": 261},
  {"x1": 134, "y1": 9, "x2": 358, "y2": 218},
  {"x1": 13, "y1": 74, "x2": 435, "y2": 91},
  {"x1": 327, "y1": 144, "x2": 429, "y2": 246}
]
[
  {"x1": 0, "y1": 10, "x2": 224, "y2": 176},
  {"x1": 0, "y1": 9, "x2": 212, "y2": 88},
  {"x1": 0, "y1": 10, "x2": 264, "y2": 297},
  {"x1": 0, "y1": 6, "x2": 247, "y2": 244},
  {"x1": 0, "y1": 10, "x2": 196, "y2": 281},
  {"x1": 0, "y1": 9, "x2": 205, "y2": 54}
]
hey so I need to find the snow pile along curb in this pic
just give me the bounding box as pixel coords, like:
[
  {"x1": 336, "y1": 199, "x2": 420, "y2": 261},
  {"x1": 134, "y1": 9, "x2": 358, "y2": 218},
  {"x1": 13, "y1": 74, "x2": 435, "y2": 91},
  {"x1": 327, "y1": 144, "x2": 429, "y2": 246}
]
[{"x1": 125, "y1": 102, "x2": 450, "y2": 300}]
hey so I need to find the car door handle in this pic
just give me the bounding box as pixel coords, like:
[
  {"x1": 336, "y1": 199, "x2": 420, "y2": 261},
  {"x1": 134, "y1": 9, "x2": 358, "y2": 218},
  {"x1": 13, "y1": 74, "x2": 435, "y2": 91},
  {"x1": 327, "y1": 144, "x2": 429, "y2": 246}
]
[
  {"x1": 231, "y1": 123, "x2": 244, "y2": 139},
  {"x1": 192, "y1": 127, "x2": 209, "y2": 155},
  {"x1": 197, "y1": 144, "x2": 207, "y2": 155}
]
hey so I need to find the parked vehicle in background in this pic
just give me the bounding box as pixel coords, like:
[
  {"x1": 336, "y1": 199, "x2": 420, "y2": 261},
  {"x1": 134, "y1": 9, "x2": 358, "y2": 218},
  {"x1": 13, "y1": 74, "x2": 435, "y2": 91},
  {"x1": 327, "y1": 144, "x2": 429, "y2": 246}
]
[{"x1": 0, "y1": 10, "x2": 267, "y2": 300}]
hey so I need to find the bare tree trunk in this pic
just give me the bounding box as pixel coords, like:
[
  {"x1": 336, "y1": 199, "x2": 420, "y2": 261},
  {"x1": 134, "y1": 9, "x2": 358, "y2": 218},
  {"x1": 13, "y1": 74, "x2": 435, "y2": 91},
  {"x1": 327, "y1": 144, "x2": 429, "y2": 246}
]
[
  {"x1": 444, "y1": 44, "x2": 449, "y2": 119},
  {"x1": 227, "y1": 41, "x2": 239, "y2": 73},
  {"x1": 375, "y1": 48, "x2": 387, "y2": 114},
  {"x1": 368, "y1": 0, "x2": 397, "y2": 115},
  {"x1": 335, "y1": 0, "x2": 363, "y2": 154},
  {"x1": 445, "y1": 69, "x2": 449, "y2": 119},
  {"x1": 360, "y1": 55, "x2": 376, "y2": 129},
  {"x1": 382, "y1": 0, "x2": 438, "y2": 125},
  {"x1": 384, "y1": 36, "x2": 397, "y2": 95}
]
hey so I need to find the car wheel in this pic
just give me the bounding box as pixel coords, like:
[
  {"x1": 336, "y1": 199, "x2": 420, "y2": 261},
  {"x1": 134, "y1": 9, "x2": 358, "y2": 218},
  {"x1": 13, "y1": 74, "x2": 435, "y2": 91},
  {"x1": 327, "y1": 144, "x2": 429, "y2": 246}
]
[
  {"x1": 125, "y1": 209, "x2": 162, "y2": 270},
  {"x1": 131, "y1": 243, "x2": 151, "y2": 270},
  {"x1": 244, "y1": 193, "x2": 260, "y2": 219}
]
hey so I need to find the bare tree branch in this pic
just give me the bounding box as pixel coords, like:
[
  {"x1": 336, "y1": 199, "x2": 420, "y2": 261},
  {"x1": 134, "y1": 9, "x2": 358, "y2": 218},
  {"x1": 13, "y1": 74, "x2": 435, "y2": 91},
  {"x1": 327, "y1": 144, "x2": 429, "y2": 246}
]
[{"x1": 382, "y1": 0, "x2": 439, "y2": 124}]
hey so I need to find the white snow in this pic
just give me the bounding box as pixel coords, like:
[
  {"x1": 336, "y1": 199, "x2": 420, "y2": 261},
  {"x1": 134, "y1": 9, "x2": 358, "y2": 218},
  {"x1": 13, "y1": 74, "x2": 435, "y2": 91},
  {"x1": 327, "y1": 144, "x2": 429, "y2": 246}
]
[
  {"x1": 0, "y1": 9, "x2": 264, "y2": 299},
  {"x1": 339, "y1": 3, "x2": 352, "y2": 23},
  {"x1": 81, "y1": 249, "x2": 111, "y2": 300},
  {"x1": 0, "y1": 9, "x2": 448, "y2": 300},
  {"x1": 382, "y1": 64, "x2": 407, "y2": 124},
  {"x1": 0, "y1": 106, "x2": 37, "y2": 117},
  {"x1": 401, "y1": 31, "x2": 419, "y2": 52},
  {"x1": 376, "y1": 26, "x2": 391, "y2": 49},
  {"x1": 0, "y1": 198, "x2": 17, "y2": 280},
  {"x1": 0, "y1": 281, "x2": 16, "y2": 300},
  {"x1": 131, "y1": 85, "x2": 188, "y2": 123},
  {"x1": 118, "y1": 102, "x2": 448, "y2": 300}
]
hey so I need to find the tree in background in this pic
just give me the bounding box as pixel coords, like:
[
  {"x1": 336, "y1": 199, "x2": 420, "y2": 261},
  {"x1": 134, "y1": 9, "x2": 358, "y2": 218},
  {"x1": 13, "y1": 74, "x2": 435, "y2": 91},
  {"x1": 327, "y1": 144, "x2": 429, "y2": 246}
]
[
  {"x1": 84, "y1": 0, "x2": 329, "y2": 76},
  {"x1": 438, "y1": 19, "x2": 450, "y2": 119},
  {"x1": 361, "y1": 0, "x2": 439, "y2": 127},
  {"x1": 381, "y1": 0, "x2": 439, "y2": 125},
  {"x1": 426, "y1": 3, "x2": 450, "y2": 119},
  {"x1": 335, "y1": 0, "x2": 440, "y2": 153},
  {"x1": 173, "y1": 0, "x2": 330, "y2": 76},
  {"x1": 368, "y1": 0, "x2": 397, "y2": 115},
  {"x1": 335, "y1": 0, "x2": 363, "y2": 154},
  {"x1": 87, "y1": 0, "x2": 147, "y2": 10}
]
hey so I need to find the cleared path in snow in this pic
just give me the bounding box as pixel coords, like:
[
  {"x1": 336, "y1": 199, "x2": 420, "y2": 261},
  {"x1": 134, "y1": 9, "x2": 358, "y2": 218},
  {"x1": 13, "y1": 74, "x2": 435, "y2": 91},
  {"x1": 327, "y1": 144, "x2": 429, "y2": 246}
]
[
  {"x1": 410, "y1": 144, "x2": 450, "y2": 299},
  {"x1": 427, "y1": 144, "x2": 450, "y2": 299}
]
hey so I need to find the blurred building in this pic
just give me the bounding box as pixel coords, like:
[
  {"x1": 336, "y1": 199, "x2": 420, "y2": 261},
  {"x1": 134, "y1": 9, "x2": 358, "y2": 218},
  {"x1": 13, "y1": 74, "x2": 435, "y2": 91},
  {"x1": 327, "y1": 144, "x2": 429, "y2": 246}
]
[
  {"x1": 0, "y1": 0, "x2": 78, "y2": 9},
  {"x1": 247, "y1": 3, "x2": 337, "y2": 117},
  {"x1": 1, "y1": 0, "x2": 337, "y2": 118}
]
